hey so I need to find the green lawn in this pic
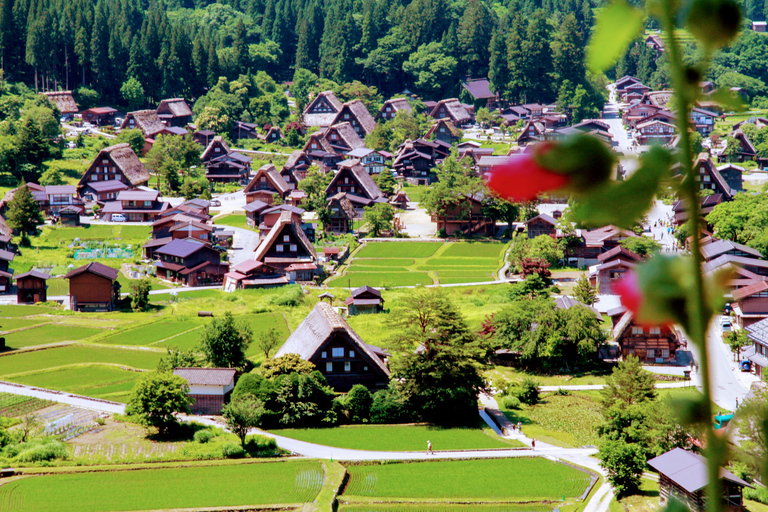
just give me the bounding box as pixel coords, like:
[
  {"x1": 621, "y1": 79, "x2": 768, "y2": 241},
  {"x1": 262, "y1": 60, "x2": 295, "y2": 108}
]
[
  {"x1": 0, "y1": 305, "x2": 57, "y2": 317},
  {"x1": 3, "y1": 324, "x2": 104, "y2": 348},
  {"x1": 215, "y1": 214, "x2": 253, "y2": 230},
  {"x1": 607, "y1": 478, "x2": 659, "y2": 512},
  {"x1": 355, "y1": 242, "x2": 443, "y2": 258},
  {"x1": 242, "y1": 312, "x2": 291, "y2": 359},
  {"x1": 500, "y1": 392, "x2": 602, "y2": 448},
  {"x1": 400, "y1": 185, "x2": 428, "y2": 203},
  {"x1": 271, "y1": 424, "x2": 524, "y2": 451},
  {"x1": 342, "y1": 458, "x2": 592, "y2": 500},
  {"x1": 6, "y1": 365, "x2": 144, "y2": 403},
  {"x1": 44, "y1": 225, "x2": 151, "y2": 242},
  {"x1": 0, "y1": 345, "x2": 162, "y2": 376},
  {"x1": 0, "y1": 460, "x2": 324, "y2": 512}
]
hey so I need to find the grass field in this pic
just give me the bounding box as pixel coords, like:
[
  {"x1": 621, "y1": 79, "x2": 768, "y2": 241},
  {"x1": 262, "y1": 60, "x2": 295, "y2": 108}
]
[
  {"x1": 342, "y1": 458, "x2": 592, "y2": 500},
  {"x1": 355, "y1": 242, "x2": 443, "y2": 259},
  {"x1": 500, "y1": 392, "x2": 602, "y2": 448},
  {"x1": 0, "y1": 318, "x2": 50, "y2": 332},
  {"x1": 98, "y1": 319, "x2": 203, "y2": 346},
  {"x1": 0, "y1": 460, "x2": 324, "y2": 512},
  {"x1": 0, "y1": 305, "x2": 56, "y2": 317},
  {"x1": 607, "y1": 478, "x2": 659, "y2": 512},
  {"x1": 2, "y1": 324, "x2": 103, "y2": 348},
  {"x1": 271, "y1": 424, "x2": 524, "y2": 451},
  {"x1": 326, "y1": 272, "x2": 433, "y2": 288},
  {"x1": 214, "y1": 214, "x2": 252, "y2": 230}
]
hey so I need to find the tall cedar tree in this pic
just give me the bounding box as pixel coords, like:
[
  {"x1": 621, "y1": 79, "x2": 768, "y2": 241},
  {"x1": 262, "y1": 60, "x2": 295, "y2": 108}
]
[
  {"x1": 389, "y1": 288, "x2": 487, "y2": 425},
  {"x1": 6, "y1": 182, "x2": 44, "y2": 235}
]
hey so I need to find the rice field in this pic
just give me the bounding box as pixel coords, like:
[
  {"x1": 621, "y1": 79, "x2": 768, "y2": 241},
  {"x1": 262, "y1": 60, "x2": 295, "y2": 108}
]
[
  {"x1": 98, "y1": 319, "x2": 203, "y2": 346},
  {"x1": 0, "y1": 460, "x2": 324, "y2": 512},
  {"x1": 0, "y1": 318, "x2": 50, "y2": 332},
  {"x1": 342, "y1": 458, "x2": 593, "y2": 500},
  {"x1": 339, "y1": 504, "x2": 554, "y2": 512},
  {"x1": 0, "y1": 345, "x2": 162, "y2": 376},
  {"x1": 6, "y1": 365, "x2": 145, "y2": 403},
  {"x1": 2, "y1": 324, "x2": 103, "y2": 348},
  {"x1": 327, "y1": 272, "x2": 433, "y2": 288},
  {"x1": 0, "y1": 305, "x2": 56, "y2": 317},
  {"x1": 270, "y1": 424, "x2": 524, "y2": 451},
  {"x1": 355, "y1": 243, "x2": 443, "y2": 259}
]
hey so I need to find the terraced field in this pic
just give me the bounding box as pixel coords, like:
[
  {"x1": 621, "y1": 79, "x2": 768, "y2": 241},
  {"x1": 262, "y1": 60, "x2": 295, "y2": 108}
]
[{"x1": 328, "y1": 242, "x2": 507, "y2": 287}]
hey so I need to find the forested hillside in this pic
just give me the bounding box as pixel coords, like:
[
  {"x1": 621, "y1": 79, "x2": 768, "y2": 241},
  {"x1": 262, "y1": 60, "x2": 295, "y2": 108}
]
[{"x1": 0, "y1": 0, "x2": 599, "y2": 107}]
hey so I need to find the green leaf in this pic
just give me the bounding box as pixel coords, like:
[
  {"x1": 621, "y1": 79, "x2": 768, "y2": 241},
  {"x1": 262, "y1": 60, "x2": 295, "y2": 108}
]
[
  {"x1": 571, "y1": 146, "x2": 672, "y2": 229},
  {"x1": 706, "y1": 87, "x2": 748, "y2": 113},
  {"x1": 587, "y1": 1, "x2": 646, "y2": 73}
]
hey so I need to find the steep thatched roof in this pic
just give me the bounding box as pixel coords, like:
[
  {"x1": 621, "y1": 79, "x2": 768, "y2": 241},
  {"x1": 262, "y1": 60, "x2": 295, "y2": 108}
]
[
  {"x1": 254, "y1": 210, "x2": 316, "y2": 262},
  {"x1": 243, "y1": 164, "x2": 291, "y2": 196},
  {"x1": 334, "y1": 100, "x2": 377, "y2": 135},
  {"x1": 122, "y1": 110, "x2": 165, "y2": 137},
  {"x1": 92, "y1": 143, "x2": 149, "y2": 186},
  {"x1": 157, "y1": 98, "x2": 193, "y2": 118},
  {"x1": 41, "y1": 91, "x2": 78, "y2": 114}
]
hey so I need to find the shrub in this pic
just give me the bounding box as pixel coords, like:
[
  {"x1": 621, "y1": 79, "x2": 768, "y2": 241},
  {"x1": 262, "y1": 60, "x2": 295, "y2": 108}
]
[
  {"x1": 269, "y1": 287, "x2": 303, "y2": 307},
  {"x1": 95, "y1": 417, "x2": 106, "y2": 426},
  {"x1": 370, "y1": 386, "x2": 410, "y2": 424},
  {"x1": 745, "y1": 487, "x2": 768, "y2": 505},
  {"x1": 346, "y1": 384, "x2": 372, "y2": 423},
  {"x1": 193, "y1": 430, "x2": 214, "y2": 444},
  {"x1": 15, "y1": 440, "x2": 68, "y2": 462},
  {"x1": 222, "y1": 443, "x2": 245, "y2": 458},
  {"x1": 245, "y1": 434, "x2": 277, "y2": 454},
  {"x1": 508, "y1": 378, "x2": 540, "y2": 406},
  {"x1": 501, "y1": 395, "x2": 521, "y2": 410},
  {"x1": 553, "y1": 388, "x2": 571, "y2": 396}
]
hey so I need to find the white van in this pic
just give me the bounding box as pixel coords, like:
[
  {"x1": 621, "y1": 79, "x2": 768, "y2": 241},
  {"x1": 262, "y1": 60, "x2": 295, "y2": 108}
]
[
  {"x1": 721, "y1": 318, "x2": 731, "y2": 332},
  {"x1": 111, "y1": 214, "x2": 126, "y2": 222}
]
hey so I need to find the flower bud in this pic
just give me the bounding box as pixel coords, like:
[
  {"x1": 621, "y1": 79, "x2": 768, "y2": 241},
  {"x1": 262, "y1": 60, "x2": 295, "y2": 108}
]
[{"x1": 485, "y1": 150, "x2": 570, "y2": 203}]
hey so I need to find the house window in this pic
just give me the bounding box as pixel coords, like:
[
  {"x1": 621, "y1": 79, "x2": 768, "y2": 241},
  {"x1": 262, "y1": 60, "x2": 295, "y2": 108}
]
[
  {"x1": 344, "y1": 362, "x2": 351, "y2": 372},
  {"x1": 283, "y1": 235, "x2": 290, "y2": 242},
  {"x1": 350, "y1": 187, "x2": 355, "y2": 193},
  {"x1": 102, "y1": 159, "x2": 109, "y2": 164},
  {"x1": 332, "y1": 347, "x2": 344, "y2": 357},
  {"x1": 344, "y1": 114, "x2": 349, "y2": 120},
  {"x1": 647, "y1": 349, "x2": 655, "y2": 359},
  {"x1": 215, "y1": 147, "x2": 221, "y2": 152},
  {"x1": 349, "y1": 350, "x2": 355, "y2": 358},
  {"x1": 661, "y1": 349, "x2": 670, "y2": 358},
  {"x1": 290, "y1": 244, "x2": 297, "y2": 252},
  {"x1": 344, "y1": 178, "x2": 349, "y2": 184},
  {"x1": 312, "y1": 143, "x2": 317, "y2": 149},
  {"x1": 326, "y1": 362, "x2": 333, "y2": 372},
  {"x1": 363, "y1": 365, "x2": 368, "y2": 371},
  {"x1": 649, "y1": 327, "x2": 661, "y2": 335},
  {"x1": 632, "y1": 326, "x2": 644, "y2": 335},
  {"x1": 321, "y1": 351, "x2": 326, "y2": 358},
  {"x1": 276, "y1": 244, "x2": 284, "y2": 252},
  {"x1": 91, "y1": 174, "x2": 98, "y2": 181}
]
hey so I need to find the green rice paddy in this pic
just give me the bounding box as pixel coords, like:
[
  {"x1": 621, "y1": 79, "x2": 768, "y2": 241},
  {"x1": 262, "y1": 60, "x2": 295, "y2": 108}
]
[
  {"x1": 2, "y1": 324, "x2": 103, "y2": 348},
  {"x1": 6, "y1": 365, "x2": 143, "y2": 403},
  {"x1": 339, "y1": 504, "x2": 554, "y2": 512},
  {"x1": 271, "y1": 424, "x2": 524, "y2": 451},
  {"x1": 98, "y1": 319, "x2": 203, "y2": 346},
  {"x1": 0, "y1": 460, "x2": 324, "y2": 512},
  {"x1": 0, "y1": 345, "x2": 162, "y2": 376},
  {"x1": 342, "y1": 458, "x2": 592, "y2": 500}
]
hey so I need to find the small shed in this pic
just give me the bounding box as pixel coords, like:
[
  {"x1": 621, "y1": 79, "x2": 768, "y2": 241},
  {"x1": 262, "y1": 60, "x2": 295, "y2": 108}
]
[
  {"x1": 58, "y1": 206, "x2": 82, "y2": 226},
  {"x1": 15, "y1": 270, "x2": 50, "y2": 304},
  {"x1": 173, "y1": 367, "x2": 237, "y2": 415},
  {"x1": 64, "y1": 262, "x2": 120, "y2": 312},
  {"x1": 345, "y1": 285, "x2": 384, "y2": 315},
  {"x1": 318, "y1": 292, "x2": 334, "y2": 304},
  {"x1": 648, "y1": 448, "x2": 751, "y2": 512}
]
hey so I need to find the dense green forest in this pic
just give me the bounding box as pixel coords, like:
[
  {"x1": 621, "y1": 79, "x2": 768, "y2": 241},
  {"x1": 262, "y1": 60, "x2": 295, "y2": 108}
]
[{"x1": 0, "y1": 0, "x2": 600, "y2": 107}]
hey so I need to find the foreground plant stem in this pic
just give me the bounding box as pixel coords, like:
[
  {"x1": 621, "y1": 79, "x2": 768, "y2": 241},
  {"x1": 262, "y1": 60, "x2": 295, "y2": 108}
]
[{"x1": 659, "y1": 3, "x2": 724, "y2": 511}]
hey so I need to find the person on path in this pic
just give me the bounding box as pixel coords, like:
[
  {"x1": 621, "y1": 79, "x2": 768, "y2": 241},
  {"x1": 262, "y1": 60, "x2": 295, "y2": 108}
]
[
  {"x1": 531, "y1": 439, "x2": 536, "y2": 449},
  {"x1": 427, "y1": 440, "x2": 433, "y2": 455},
  {"x1": 517, "y1": 421, "x2": 522, "y2": 432}
]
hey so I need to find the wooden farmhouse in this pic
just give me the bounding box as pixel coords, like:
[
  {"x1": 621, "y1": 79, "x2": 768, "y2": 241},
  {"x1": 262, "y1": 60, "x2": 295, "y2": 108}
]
[
  {"x1": 274, "y1": 301, "x2": 390, "y2": 391},
  {"x1": 716, "y1": 163, "x2": 745, "y2": 192},
  {"x1": 588, "y1": 246, "x2": 642, "y2": 295},
  {"x1": 101, "y1": 189, "x2": 169, "y2": 222},
  {"x1": 615, "y1": 76, "x2": 644, "y2": 95},
  {"x1": 526, "y1": 213, "x2": 558, "y2": 239},
  {"x1": 428, "y1": 99, "x2": 472, "y2": 127},
  {"x1": 325, "y1": 162, "x2": 385, "y2": 203},
  {"x1": 612, "y1": 311, "x2": 681, "y2": 364},
  {"x1": 346, "y1": 285, "x2": 384, "y2": 315},
  {"x1": 326, "y1": 193, "x2": 358, "y2": 234},
  {"x1": 173, "y1": 368, "x2": 236, "y2": 415},
  {"x1": 689, "y1": 107, "x2": 718, "y2": 135},
  {"x1": 65, "y1": 262, "x2": 120, "y2": 312},
  {"x1": 331, "y1": 100, "x2": 377, "y2": 138},
  {"x1": 693, "y1": 153, "x2": 735, "y2": 199},
  {"x1": 637, "y1": 120, "x2": 676, "y2": 145},
  {"x1": 392, "y1": 138, "x2": 450, "y2": 184},
  {"x1": 223, "y1": 259, "x2": 288, "y2": 291},
  {"x1": 725, "y1": 130, "x2": 758, "y2": 163},
  {"x1": 154, "y1": 239, "x2": 228, "y2": 287},
  {"x1": 648, "y1": 448, "x2": 751, "y2": 512},
  {"x1": 432, "y1": 193, "x2": 495, "y2": 236},
  {"x1": 302, "y1": 90, "x2": 343, "y2": 128},
  {"x1": 15, "y1": 270, "x2": 50, "y2": 304},
  {"x1": 346, "y1": 148, "x2": 389, "y2": 175},
  {"x1": 517, "y1": 121, "x2": 547, "y2": 145},
  {"x1": 201, "y1": 136, "x2": 252, "y2": 184},
  {"x1": 244, "y1": 164, "x2": 291, "y2": 205},
  {"x1": 41, "y1": 91, "x2": 78, "y2": 115},
  {"x1": 253, "y1": 210, "x2": 318, "y2": 281},
  {"x1": 746, "y1": 317, "x2": 768, "y2": 378},
  {"x1": 390, "y1": 189, "x2": 410, "y2": 209},
  {"x1": 78, "y1": 143, "x2": 150, "y2": 193},
  {"x1": 304, "y1": 122, "x2": 366, "y2": 161},
  {"x1": 282, "y1": 151, "x2": 312, "y2": 184},
  {"x1": 156, "y1": 98, "x2": 193, "y2": 127},
  {"x1": 261, "y1": 126, "x2": 283, "y2": 143},
  {"x1": 378, "y1": 98, "x2": 412, "y2": 121},
  {"x1": 80, "y1": 178, "x2": 130, "y2": 204},
  {"x1": 461, "y1": 78, "x2": 499, "y2": 109},
  {"x1": 120, "y1": 110, "x2": 166, "y2": 139},
  {"x1": 231, "y1": 121, "x2": 259, "y2": 141},
  {"x1": 81, "y1": 107, "x2": 117, "y2": 126},
  {"x1": 0, "y1": 248, "x2": 14, "y2": 294},
  {"x1": 257, "y1": 204, "x2": 304, "y2": 237},
  {"x1": 244, "y1": 200, "x2": 271, "y2": 229},
  {"x1": 426, "y1": 119, "x2": 462, "y2": 145}
]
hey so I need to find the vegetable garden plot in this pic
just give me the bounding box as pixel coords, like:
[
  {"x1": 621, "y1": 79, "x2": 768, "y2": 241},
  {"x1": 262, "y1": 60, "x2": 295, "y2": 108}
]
[
  {"x1": 0, "y1": 394, "x2": 54, "y2": 417},
  {"x1": 343, "y1": 458, "x2": 592, "y2": 500},
  {"x1": 0, "y1": 460, "x2": 325, "y2": 512}
]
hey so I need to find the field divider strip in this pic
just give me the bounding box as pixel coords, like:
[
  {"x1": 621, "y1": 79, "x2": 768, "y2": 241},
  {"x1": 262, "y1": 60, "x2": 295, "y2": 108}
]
[{"x1": 147, "y1": 325, "x2": 205, "y2": 346}]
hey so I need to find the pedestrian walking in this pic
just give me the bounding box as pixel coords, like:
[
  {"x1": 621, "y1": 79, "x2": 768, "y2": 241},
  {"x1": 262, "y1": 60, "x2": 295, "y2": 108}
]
[
  {"x1": 531, "y1": 439, "x2": 536, "y2": 449},
  {"x1": 427, "y1": 440, "x2": 433, "y2": 455},
  {"x1": 517, "y1": 421, "x2": 522, "y2": 432}
]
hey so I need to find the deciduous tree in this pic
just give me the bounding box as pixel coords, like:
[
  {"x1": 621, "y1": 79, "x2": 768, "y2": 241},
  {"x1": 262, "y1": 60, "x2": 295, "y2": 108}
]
[
  {"x1": 198, "y1": 311, "x2": 253, "y2": 368},
  {"x1": 127, "y1": 371, "x2": 192, "y2": 435}
]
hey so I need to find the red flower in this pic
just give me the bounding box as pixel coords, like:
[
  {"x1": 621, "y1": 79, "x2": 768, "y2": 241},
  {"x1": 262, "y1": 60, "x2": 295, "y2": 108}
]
[
  {"x1": 614, "y1": 272, "x2": 642, "y2": 315},
  {"x1": 485, "y1": 151, "x2": 570, "y2": 202}
]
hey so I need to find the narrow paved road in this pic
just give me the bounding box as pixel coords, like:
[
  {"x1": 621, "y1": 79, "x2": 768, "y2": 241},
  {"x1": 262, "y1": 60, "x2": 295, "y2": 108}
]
[{"x1": 226, "y1": 225, "x2": 260, "y2": 266}]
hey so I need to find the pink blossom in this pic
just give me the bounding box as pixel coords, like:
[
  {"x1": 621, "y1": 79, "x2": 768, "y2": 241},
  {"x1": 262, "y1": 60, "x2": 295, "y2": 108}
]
[{"x1": 485, "y1": 150, "x2": 570, "y2": 202}]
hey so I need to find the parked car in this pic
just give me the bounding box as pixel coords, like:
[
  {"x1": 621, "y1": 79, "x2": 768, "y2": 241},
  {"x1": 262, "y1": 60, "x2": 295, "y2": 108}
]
[
  {"x1": 111, "y1": 214, "x2": 126, "y2": 222},
  {"x1": 210, "y1": 199, "x2": 221, "y2": 207},
  {"x1": 721, "y1": 318, "x2": 731, "y2": 332}
]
